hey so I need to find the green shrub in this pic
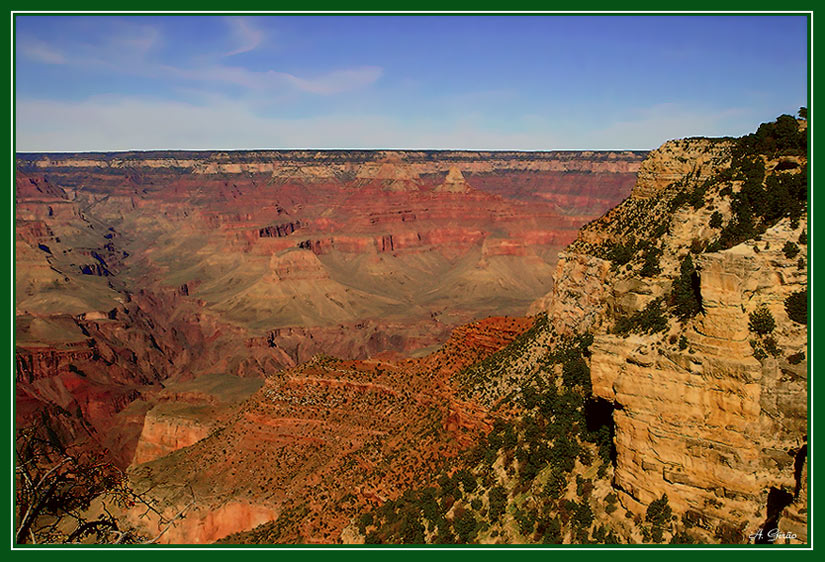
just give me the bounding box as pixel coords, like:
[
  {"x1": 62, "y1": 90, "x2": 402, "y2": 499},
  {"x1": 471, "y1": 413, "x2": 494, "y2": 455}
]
[
  {"x1": 705, "y1": 240, "x2": 722, "y2": 253},
  {"x1": 487, "y1": 486, "x2": 507, "y2": 522},
  {"x1": 358, "y1": 512, "x2": 374, "y2": 533},
  {"x1": 670, "y1": 531, "x2": 696, "y2": 544},
  {"x1": 435, "y1": 523, "x2": 456, "y2": 544},
  {"x1": 785, "y1": 290, "x2": 807, "y2": 324},
  {"x1": 455, "y1": 469, "x2": 477, "y2": 494},
  {"x1": 614, "y1": 298, "x2": 668, "y2": 336},
  {"x1": 749, "y1": 306, "x2": 776, "y2": 335},
  {"x1": 709, "y1": 211, "x2": 723, "y2": 229},
  {"x1": 763, "y1": 336, "x2": 782, "y2": 357},
  {"x1": 514, "y1": 506, "x2": 535, "y2": 537},
  {"x1": 453, "y1": 511, "x2": 478, "y2": 543},
  {"x1": 736, "y1": 114, "x2": 806, "y2": 158},
  {"x1": 670, "y1": 255, "x2": 702, "y2": 320},
  {"x1": 689, "y1": 238, "x2": 705, "y2": 254},
  {"x1": 572, "y1": 500, "x2": 594, "y2": 532},
  {"x1": 606, "y1": 239, "x2": 636, "y2": 268},
  {"x1": 713, "y1": 115, "x2": 807, "y2": 251},
  {"x1": 645, "y1": 494, "x2": 672, "y2": 543},
  {"x1": 783, "y1": 241, "x2": 800, "y2": 259},
  {"x1": 540, "y1": 518, "x2": 563, "y2": 544},
  {"x1": 562, "y1": 356, "x2": 590, "y2": 391},
  {"x1": 750, "y1": 340, "x2": 768, "y2": 360},
  {"x1": 798, "y1": 230, "x2": 807, "y2": 245},
  {"x1": 543, "y1": 469, "x2": 566, "y2": 499},
  {"x1": 400, "y1": 514, "x2": 425, "y2": 544},
  {"x1": 639, "y1": 247, "x2": 662, "y2": 277},
  {"x1": 690, "y1": 182, "x2": 709, "y2": 209},
  {"x1": 787, "y1": 351, "x2": 805, "y2": 365}
]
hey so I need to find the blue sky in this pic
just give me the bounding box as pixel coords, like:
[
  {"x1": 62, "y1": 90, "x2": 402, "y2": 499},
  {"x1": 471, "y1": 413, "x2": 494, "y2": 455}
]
[{"x1": 15, "y1": 15, "x2": 808, "y2": 151}]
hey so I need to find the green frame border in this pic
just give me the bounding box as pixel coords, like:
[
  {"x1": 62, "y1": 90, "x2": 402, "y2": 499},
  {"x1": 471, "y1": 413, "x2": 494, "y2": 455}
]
[{"x1": 4, "y1": 6, "x2": 817, "y2": 557}]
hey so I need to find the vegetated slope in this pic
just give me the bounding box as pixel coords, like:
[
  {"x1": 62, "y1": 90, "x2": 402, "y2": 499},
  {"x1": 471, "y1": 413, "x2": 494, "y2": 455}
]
[
  {"x1": 109, "y1": 317, "x2": 534, "y2": 544},
  {"x1": 346, "y1": 114, "x2": 808, "y2": 545},
  {"x1": 15, "y1": 150, "x2": 641, "y2": 470}
]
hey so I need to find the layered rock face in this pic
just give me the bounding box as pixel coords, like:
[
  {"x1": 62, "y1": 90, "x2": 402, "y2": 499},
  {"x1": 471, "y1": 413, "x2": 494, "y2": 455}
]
[
  {"x1": 116, "y1": 317, "x2": 533, "y2": 544},
  {"x1": 15, "y1": 150, "x2": 641, "y2": 470},
  {"x1": 537, "y1": 129, "x2": 808, "y2": 543}
]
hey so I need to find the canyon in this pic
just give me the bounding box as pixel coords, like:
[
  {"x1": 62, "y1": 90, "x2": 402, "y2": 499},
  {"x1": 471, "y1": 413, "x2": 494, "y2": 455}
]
[
  {"x1": 15, "y1": 150, "x2": 641, "y2": 473},
  {"x1": 14, "y1": 116, "x2": 809, "y2": 545}
]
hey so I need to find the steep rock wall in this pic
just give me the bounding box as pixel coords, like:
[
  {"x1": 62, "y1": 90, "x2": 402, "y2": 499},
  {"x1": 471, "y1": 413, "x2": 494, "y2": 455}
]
[{"x1": 537, "y1": 134, "x2": 808, "y2": 543}]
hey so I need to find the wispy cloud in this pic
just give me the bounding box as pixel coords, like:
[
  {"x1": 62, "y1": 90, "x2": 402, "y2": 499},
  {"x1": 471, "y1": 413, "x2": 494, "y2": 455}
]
[
  {"x1": 18, "y1": 20, "x2": 160, "y2": 70},
  {"x1": 15, "y1": 95, "x2": 556, "y2": 151},
  {"x1": 17, "y1": 37, "x2": 66, "y2": 64},
  {"x1": 17, "y1": 93, "x2": 763, "y2": 152},
  {"x1": 159, "y1": 64, "x2": 383, "y2": 95},
  {"x1": 280, "y1": 66, "x2": 383, "y2": 95},
  {"x1": 16, "y1": 19, "x2": 379, "y2": 97},
  {"x1": 224, "y1": 17, "x2": 265, "y2": 56}
]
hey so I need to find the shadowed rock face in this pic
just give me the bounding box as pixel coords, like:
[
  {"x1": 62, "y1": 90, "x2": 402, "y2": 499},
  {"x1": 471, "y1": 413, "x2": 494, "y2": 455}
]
[{"x1": 15, "y1": 149, "x2": 642, "y2": 473}]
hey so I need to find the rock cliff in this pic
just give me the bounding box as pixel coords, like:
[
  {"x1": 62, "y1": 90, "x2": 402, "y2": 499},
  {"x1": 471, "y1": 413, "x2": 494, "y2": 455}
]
[{"x1": 536, "y1": 117, "x2": 808, "y2": 543}]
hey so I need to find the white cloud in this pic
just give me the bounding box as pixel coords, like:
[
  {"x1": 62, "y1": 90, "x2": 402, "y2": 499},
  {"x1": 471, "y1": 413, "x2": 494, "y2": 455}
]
[
  {"x1": 16, "y1": 24, "x2": 379, "y2": 97},
  {"x1": 17, "y1": 38, "x2": 66, "y2": 64},
  {"x1": 280, "y1": 66, "x2": 384, "y2": 95},
  {"x1": 15, "y1": 95, "x2": 557, "y2": 152},
  {"x1": 224, "y1": 17, "x2": 264, "y2": 57},
  {"x1": 16, "y1": 96, "x2": 755, "y2": 153},
  {"x1": 156, "y1": 63, "x2": 382, "y2": 95}
]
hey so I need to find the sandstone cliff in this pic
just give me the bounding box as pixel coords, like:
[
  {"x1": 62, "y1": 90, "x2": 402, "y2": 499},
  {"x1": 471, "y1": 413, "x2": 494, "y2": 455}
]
[{"x1": 536, "y1": 118, "x2": 808, "y2": 543}]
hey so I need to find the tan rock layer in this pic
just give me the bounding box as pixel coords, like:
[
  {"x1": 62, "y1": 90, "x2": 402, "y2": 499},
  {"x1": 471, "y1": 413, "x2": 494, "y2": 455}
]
[{"x1": 537, "y1": 137, "x2": 808, "y2": 543}]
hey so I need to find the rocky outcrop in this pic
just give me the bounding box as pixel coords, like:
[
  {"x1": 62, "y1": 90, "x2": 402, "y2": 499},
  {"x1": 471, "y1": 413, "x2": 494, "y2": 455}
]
[
  {"x1": 536, "y1": 127, "x2": 808, "y2": 543},
  {"x1": 259, "y1": 221, "x2": 301, "y2": 238},
  {"x1": 434, "y1": 167, "x2": 472, "y2": 193},
  {"x1": 132, "y1": 406, "x2": 213, "y2": 465},
  {"x1": 17, "y1": 150, "x2": 647, "y2": 177},
  {"x1": 586, "y1": 221, "x2": 807, "y2": 540},
  {"x1": 631, "y1": 138, "x2": 731, "y2": 199},
  {"x1": 533, "y1": 252, "x2": 612, "y2": 335}
]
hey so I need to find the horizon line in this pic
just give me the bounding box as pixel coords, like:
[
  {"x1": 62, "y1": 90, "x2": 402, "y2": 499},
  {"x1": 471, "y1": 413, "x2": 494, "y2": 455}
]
[{"x1": 15, "y1": 147, "x2": 661, "y2": 156}]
